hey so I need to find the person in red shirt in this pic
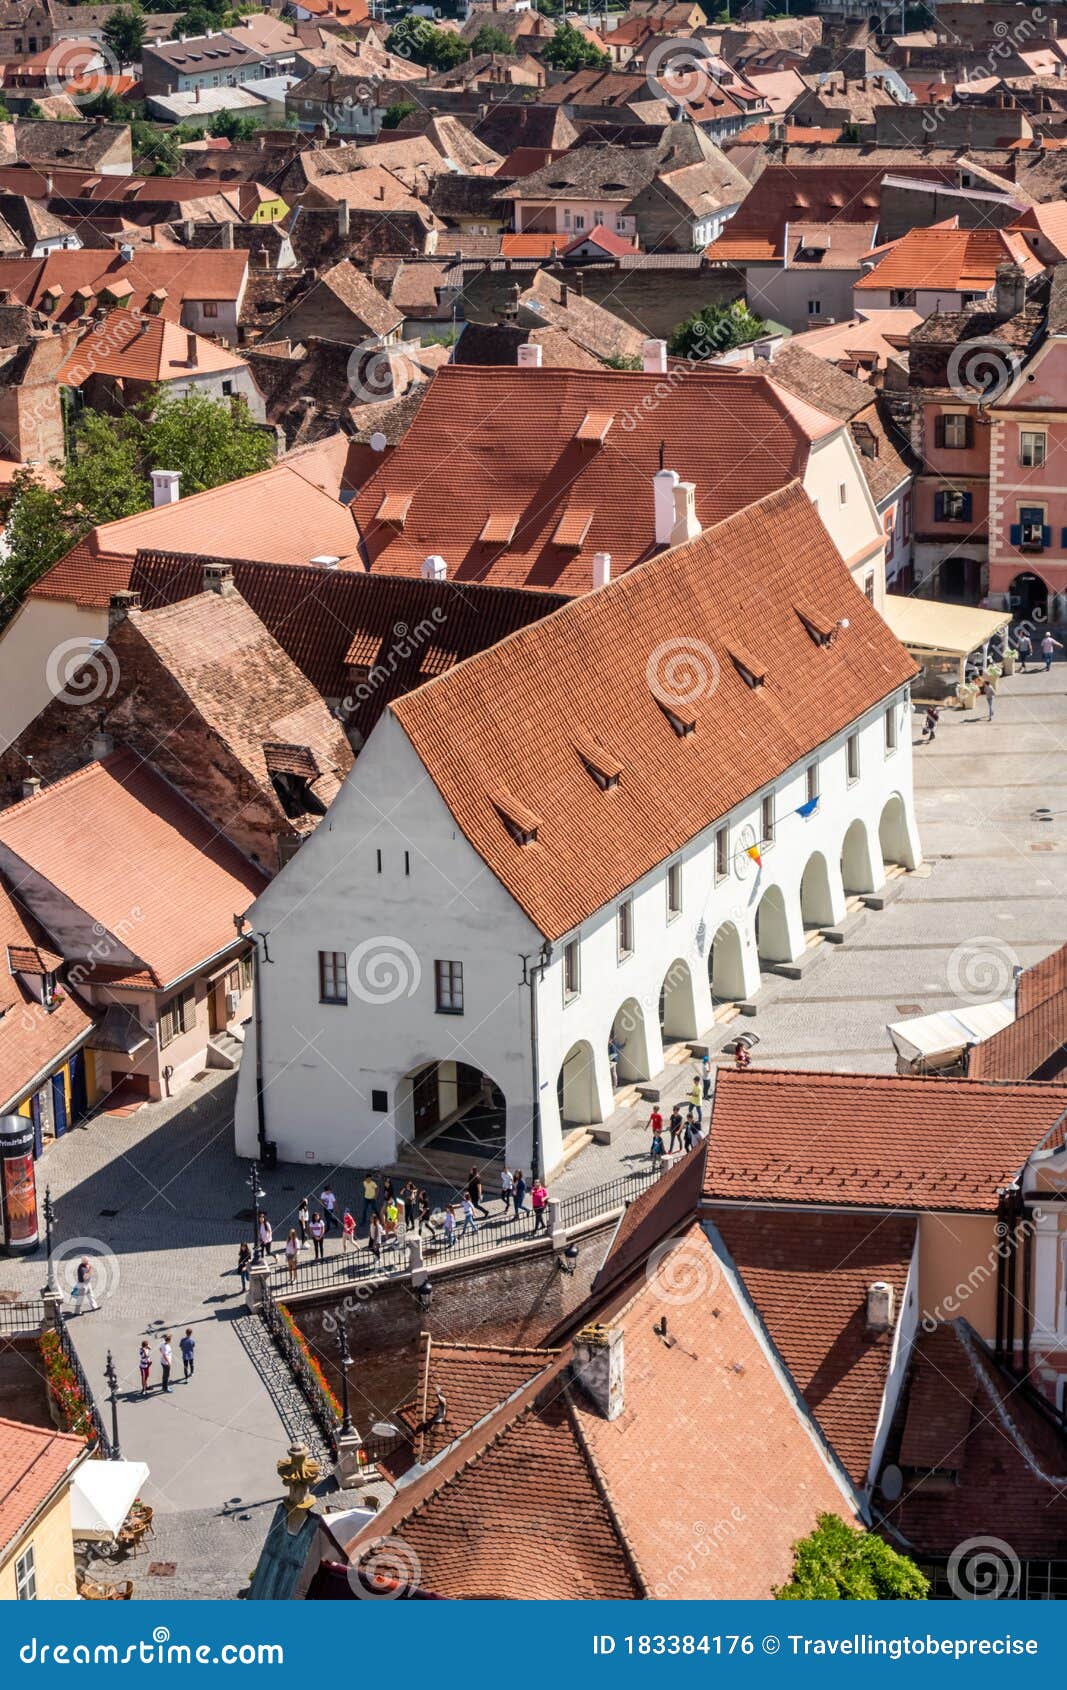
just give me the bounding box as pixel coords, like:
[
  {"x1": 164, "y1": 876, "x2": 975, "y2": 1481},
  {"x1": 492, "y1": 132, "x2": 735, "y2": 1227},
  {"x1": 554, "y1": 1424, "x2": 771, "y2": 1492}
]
[{"x1": 648, "y1": 1106, "x2": 664, "y2": 1138}]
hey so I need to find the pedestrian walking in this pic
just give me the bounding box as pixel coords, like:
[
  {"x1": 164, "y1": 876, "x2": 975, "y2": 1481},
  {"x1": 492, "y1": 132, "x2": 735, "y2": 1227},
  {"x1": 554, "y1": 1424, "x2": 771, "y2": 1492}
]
[
  {"x1": 701, "y1": 1052, "x2": 712, "y2": 1101},
  {"x1": 284, "y1": 1228, "x2": 300, "y2": 1282},
  {"x1": 297, "y1": 1197, "x2": 310, "y2": 1245},
  {"x1": 667, "y1": 1104, "x2": 683, "y2": 1153},
  {"x1": 320, "y1": 1184, "x2": 339, "y2": 1233},
  {"x1": 342, "y1": 1209, "x2": 356, "y2": 1251},
  {"x1": 1016, "y1": 630, "x2": 1032, "y2": 672},
  {"x1": 180, "y1": 1329, "x2": 195, "y2": 1381},
  {"x1": 237, "y1": 1241, "x2": 251, "y2": 1288},
  {"x1": 687, "y1": 1077, "x2": 703, "y2": 1128},
  {"x1": 921, "y1": 704, "x2": 939, "y2": 743},
  {"x1": 1043, "y1": 633, "x2": 1063, "y2": 671},
  {"x1": 418, "y1": 1190, "x2": 436, "y2": 1238},
  {"x1": 308, "y1": 1211, "x2": 325, "y2": 1261},
  {"x1": 382, "y1": 1194, "x2": 400, "y2": 1246},
  {"x1": 647, "y1": 1104, "x2": 663, "y2": 1142},
  {"x1": 499, "y1": 1165, "x2": 513, "y2": 1216},
  {"x1": 159, "y1": 1335, "x2": 173, "y2": 1394},
  {"x1": 650, "y1": 1131, "x2": 665, "y2": 1172},
  {"x1": 466, "y1": 1166, "x2": 490, "y2": 1219},
  {"x1": 360, "y1": 1173, "x2": 379, "y2": 1228},
  {"x1": 531, "y1": 1178, "x2": 548, "y2": 1233},
  {"x1": 74, "y1": 1256, "x2": 99, "y2": 1313},
  {"x1": 608, "y1": 1036, "x2": 625, "y2": 1089},
  {"x1": 442, "y1": 1205, "x2": 456, "y2": 1247},
  {"x1": 734, "y1": 1038, "x2": 751, "y2": 1072},
  {"x1": 459, "y1": 1194, "x2": 478, "y2": 1237},
  {"x1": 402, "y1": 1180, "x2": 418, "y2": 1230},
  {"x1": 978, "y1": 676, "x2": 995, "y2": 720},
  {"x1": 683, "y1": 1116, "x2": 698, "y2": 1153},
  {"x1": 138, "y1": 1342, "x2": 151, "y2": 1397},
  {"x1": 258, "y1": 1212, "x2": 273, "y2": 1256},
  {"x1": 368, "y1": 1212, "x2": 382, "y2": 1260},
  {"x1": 512, "y1": 1169, "x2": 528, "y2": 1217}
]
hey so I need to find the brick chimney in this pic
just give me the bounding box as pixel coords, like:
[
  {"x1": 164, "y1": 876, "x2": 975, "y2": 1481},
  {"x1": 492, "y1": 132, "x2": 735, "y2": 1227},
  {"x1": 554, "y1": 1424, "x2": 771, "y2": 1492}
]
[
  {"x1": 994, "y1": 261, "x2": 1025, "y2": 323},
  {"x1": 108, "y1": 589, "x2": 140, "y2": 631},
  {"x1": 671, "y1": 480, "x2": 700, "y2": 546},
  {"x1": 866, "y1": 1280, "x2": 895, "y2": 1333},
  {"x1": 654, "y1": 467, "x2": 679, "y2": 546},
  {"x1": 592, "y1": 551, "x2": 611, "y2": 587},
  {"x1": 517, "y1": 342, "x2": 542, "y2": 367},
  {"x1": 421, "y1": 554, "x2": 447, "y2": 581},
  {"x1": 203, "y1": 562, "x2": 236, "y2": 597},
  {"x1": 221, "y1": 221, "x2": 234, "y2": 249},
  {"x1": 338, "y1": 199, "x2": 350, "y2": 237},
  {"x1": 642, "y1": 337, "x2": 667, "y2": 374},
  {"x1": 151, "y1": 469, "x2": 180, "y2": 507},
  {"x1": 21, "y1": 774, "x2": 41, "y2": 799},
  {"x1": 186, "y1": 332, "x2": 198, "y2": 367},
  {"x1": 571, "y1": 1322, "x2": 624, "y2": 1420}
]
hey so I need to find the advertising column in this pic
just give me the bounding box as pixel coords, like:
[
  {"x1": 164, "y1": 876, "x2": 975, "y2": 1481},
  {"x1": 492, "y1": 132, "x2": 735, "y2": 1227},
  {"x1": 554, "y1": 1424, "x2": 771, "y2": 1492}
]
[{"x1": 0, "y1": 1113, "x2": 40, "y2": 1254}]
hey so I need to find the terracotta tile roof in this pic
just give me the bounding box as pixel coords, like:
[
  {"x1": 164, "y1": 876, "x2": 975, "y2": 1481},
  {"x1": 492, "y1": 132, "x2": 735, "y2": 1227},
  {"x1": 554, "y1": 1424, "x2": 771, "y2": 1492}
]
[
  {"x1": 350, "y1": 364, "x2": 832, "y2": 593},
  {"x1": 703, "y1": 1068, "x2": 1067, "y2": 1214},
  {"x1": 0, "y1": 249, "x2": 247, "y2": 323},
  {"x1": 386, "y1": 1339, "x2": 557, "y2": 1476},
  {"x1": 571, "y1": 1222, "x2": 859, "y2": 1597},
  {"x1": 734, "y1": 122, "x2": 841, "y2": 143},
  {"x1": 57, "y1": 308, "x2": 248, "y2": 386},
  {"x1": 28, "y1": 464, "x2": 359, "y2": 608},
  {"x1": 705, "y1": 163, "x2": 954, "y2": 264},
  {"x1": 0, "y1": 1416, "x2": 85, "y2": 1561},
  {"x1": 968, "y1": 990, "x2": 1067, "y2": 1081},
  {"x1": 856, "y1": 225, "x2": 1043, "y2": 291},
  {"x1": 561, "y1": 224, "x2": 640, "y2": 257},
  {"x1": 0, "y1": 880, "x2": 92, "y2": 1111},
  {"x1": 0, "y1": 751, "x2": 267, "y2": 990},
  {"x1": 389, "y1": 484, "x2": 914, "y2": 940},
  {"x1": 499, "y1": 232, "x2": 564, "y2": 258},
  {"x1": 315, "y1": 260, "x2": 402, "y2": 339},
  {"x1": 885, "y1": 1321, "x2": 1067, "y2": 1558},
  {"x1": 592, "y1": 1144, "x2": 708, "y2": 1298},
  {"x1": 710, "y1": 1208, "x2": 916, "y2": 1486},
  {"x1": 1017, "y1": 940, "x2": 1067, "y2": 1015},
  {"x1": 126, "y1": 554, "x2": 565, "y2": 737}
]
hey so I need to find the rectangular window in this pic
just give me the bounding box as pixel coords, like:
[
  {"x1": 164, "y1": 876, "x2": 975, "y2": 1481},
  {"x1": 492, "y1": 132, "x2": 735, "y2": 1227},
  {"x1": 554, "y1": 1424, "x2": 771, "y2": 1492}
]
[
  {"x1": 807, "y1": 298, "x2": 821, "y2": 317},
  {"x1": 884, "y1": 703, "x2": 897, "y2": 754},
  {"x1": 318, "y1": 951, "x2": 347, "y2": 1005},
  {"x1": 667, "y1": 861, "x2": 682, "y2": 919},
  {"x1": 434, "y1": 959, "x2": 463, "y2": 1015},
  {"x1": 202, "y1": 300, "x2": 219, "y2": 318},
  {"x1": 617, "y1": 898, "x2": 634, "y2": 960},
  {"x1": 761, "y1": 794, "x2": 775, "y2": 845},
  {"x1": 240, "y1": 951, "x2": 253, "y2": 992},
  {"x1": 934, "y1": 489, "x2": 971, "y2": 523},
  {"x1": 890, "y1": 288, "x2": 916, "y2": 307},
  {"x1": 715, "y1": 824, "x2": 728, "y2": 880},
  {"x1": 1020, "y1": 430, "x2": 1046, "y2": 467},
  {"x1": 158, "y1": 988, "x2": 193, "y2": 1048},
  {"x1": 864, "y1": 571, "x2": 875, "y2": 602},
  {"x1": 15, "y1": 1545, "x2": 36, "y2": 1601},
  {"x1": 563, "y1": 938, "x2": 580, "y2": 1002},
  {"x1": 221, "y1": 379, "x2": 233, "y2": 397},
  {"x1": 1019, "y1": 504, "x2": 1047, "y2": 547},
  {"x1": 846, "y1": 732, "x2": 860, "y2": 784},
  {"x1": 942, "y1": 412, "x2": 969, "y2": 448},
  {"x1": 839, "y1": 482, "x2": 847, "y2": 506},
  {"x1": 806, "y1": 762, "x2": 819, "y2": 806}
]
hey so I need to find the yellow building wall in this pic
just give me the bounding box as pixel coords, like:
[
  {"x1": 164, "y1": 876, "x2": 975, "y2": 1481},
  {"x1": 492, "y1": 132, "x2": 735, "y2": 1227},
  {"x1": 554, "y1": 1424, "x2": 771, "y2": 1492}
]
[
  {"x1": 0, "y1": 1487, "x2": 77, "y2": 1601},
  {"x1": 252, "y1": 198, "x2": 288, "y2": 224}
]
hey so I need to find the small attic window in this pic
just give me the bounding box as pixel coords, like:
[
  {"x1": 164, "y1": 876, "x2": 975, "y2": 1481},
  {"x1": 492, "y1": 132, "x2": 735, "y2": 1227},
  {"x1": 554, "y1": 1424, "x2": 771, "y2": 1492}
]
[
  {"x1": 490, "y1": 787, "x2": 541, "y2": 846},
  {"x1": 376, "y1": 492, "x2": 411, "y2": 528},
  {"x1": 479, "y1": 510, "x2": 519, "y2": 544},
  {"x1": 655, "y1": 698, "x2": 696, "y2": 738},
  {"x1": 575, "y1": 410, "x2": 614, "y2": 443},
  {"x1": 794, "y1": 604, "x2": 836, "y2": 647},
  {"x1": 573, "y1": 729, "x2": 622, "y2": 791},
  {"x1": 552, "y1": 508, "x2": 593, "y2": 549},
  {"x1": 727, "y1": 646, "x2": 765, "y2": 689}
]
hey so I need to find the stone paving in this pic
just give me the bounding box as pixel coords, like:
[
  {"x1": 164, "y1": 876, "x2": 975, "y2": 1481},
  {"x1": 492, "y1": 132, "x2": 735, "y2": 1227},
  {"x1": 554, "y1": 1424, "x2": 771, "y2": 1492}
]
[{"x1": 1, "y1": 656, "x2": 1064, "y2": 1596}]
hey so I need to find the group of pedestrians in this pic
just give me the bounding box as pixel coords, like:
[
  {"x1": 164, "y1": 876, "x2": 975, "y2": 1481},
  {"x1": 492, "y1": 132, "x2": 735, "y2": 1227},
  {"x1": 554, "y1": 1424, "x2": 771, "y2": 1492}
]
[
  {"x1": 137, "y1": 1330, "x2": 195, "y2": 1397},
  {"x1": 646, "y1": 1062, "x2": 714, "y2": 1166}
]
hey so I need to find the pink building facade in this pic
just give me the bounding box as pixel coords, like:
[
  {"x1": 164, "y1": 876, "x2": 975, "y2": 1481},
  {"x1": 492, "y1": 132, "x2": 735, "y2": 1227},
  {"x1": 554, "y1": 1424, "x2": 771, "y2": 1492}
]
[{"x1": 987, "y1": 337, "x2": 1067, "y2": 619}]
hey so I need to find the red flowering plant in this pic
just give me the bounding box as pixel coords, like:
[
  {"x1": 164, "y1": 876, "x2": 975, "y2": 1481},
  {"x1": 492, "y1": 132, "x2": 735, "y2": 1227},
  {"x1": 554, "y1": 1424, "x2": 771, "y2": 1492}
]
[{"x1": 38, "y1": 1329, "x2": 95, "y2": 1442}]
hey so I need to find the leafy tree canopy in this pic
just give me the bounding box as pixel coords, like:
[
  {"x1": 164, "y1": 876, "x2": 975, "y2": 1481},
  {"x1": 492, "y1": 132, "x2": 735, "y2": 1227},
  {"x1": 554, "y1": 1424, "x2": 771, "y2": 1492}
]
[
  {"x1": 541, "y1": 19, "x2": 610, "y2": 71},
  {"x1": 380, "y1": 100, "x2": 416, "y2": 130},
  {"x1": 207, "y1": 107, "x2": 259, "y2": 141},
  {"x1": 775, "y1": 1515, "x2": 930, "y2": 1601},
  {"x1": 102, "y1": 4, "x2": 146, "y2": 64},
  {"x1": 468, "y1": 22, "x2": 515, "y2": 55},
  {"x1": 667, "y1": 298, "x2": 767, "y2": 360},
  {"x1": 388, "y1": 15, "x2": 468, "y2": 71}
]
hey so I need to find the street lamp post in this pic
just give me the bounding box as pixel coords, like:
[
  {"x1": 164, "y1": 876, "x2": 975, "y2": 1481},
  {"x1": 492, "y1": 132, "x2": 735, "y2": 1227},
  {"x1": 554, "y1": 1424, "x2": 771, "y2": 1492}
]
[
  {"x1": 248, "y1": 1161, "x2": 265, "y2": 1266},
  {"x1": 42, "y1": 1186, "x2": 57, "y2": 1295},
  {"x1": 337, "y1": 1325, "x2": 354, "y2": 1437},
  {"x1": 103, "y1": 1350, "x2": 122, "y2": 1461}
]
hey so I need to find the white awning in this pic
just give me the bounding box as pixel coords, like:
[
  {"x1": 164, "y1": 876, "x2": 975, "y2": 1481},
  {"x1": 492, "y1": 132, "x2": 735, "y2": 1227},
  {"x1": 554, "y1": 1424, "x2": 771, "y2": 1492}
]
[
  {"x1": 882, "y1": 594, "x2": 1011, "y2": 658},
  {"x1": 887, "y1": 996, "x2": 1016, "y2": 1064},
  {"x1": 70, "y1": 1459, "x2": 150, "y2": 1541}
]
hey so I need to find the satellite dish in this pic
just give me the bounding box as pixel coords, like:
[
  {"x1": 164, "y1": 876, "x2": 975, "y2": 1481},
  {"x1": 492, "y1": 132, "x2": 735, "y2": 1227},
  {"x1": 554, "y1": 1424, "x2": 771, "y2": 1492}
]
[
  {"x1": 369, "y1": 431, "x2": 387, "y2": 453},
  {"x1": 372, "y1": 1421, "x2": 398, "y2": 1439},
  {"x1": 879, "y1": 1463, "x2": 903, "y2": 1502}
]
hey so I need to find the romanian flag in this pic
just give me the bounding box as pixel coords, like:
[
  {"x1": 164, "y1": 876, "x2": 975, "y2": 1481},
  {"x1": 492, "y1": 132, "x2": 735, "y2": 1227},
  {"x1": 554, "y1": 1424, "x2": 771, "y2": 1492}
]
[{"x1": 745, "y1": 844, "x2": 762, "y2": 868}]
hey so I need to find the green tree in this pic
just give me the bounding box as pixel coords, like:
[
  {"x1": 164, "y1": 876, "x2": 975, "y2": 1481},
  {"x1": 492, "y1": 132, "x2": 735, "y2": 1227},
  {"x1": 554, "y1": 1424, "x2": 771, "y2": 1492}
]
[
  {"x1": 63, "y1": 411, "x2": 149, "y2": 524},
  {"x1": 380, "y1": 100, "x2": 416, "y2": 130},
  {"x1": 143, "y1": 387, "x2": 275, "y2": 497},
  {"x1": 102, "y1": 4, "x2": 145, "y2": 64},
  {"x1": 775, "y1": 1515, "x2": 929, "y2": 1601},
  {"x1": 668, "y1": 298, "x2": 767, "y2": 360},
  {"x1": 207, "y1": 107, "x2": 258, "y2": 141},
  {"x1": 541, "y1": 20, "x2": 610, "y2": 72},
  {"x1": 468, "y1": 22, "x2": 514, "y2": 55},
  {"x1": 0, "y1": 469, "x2": 82, "y2": 624},
  {"x1": 388, "y1": 15, "x2": 468, "y2": 71},
  {"x1": 130, "y1": 117, "x2": 183, "y2": 175}
]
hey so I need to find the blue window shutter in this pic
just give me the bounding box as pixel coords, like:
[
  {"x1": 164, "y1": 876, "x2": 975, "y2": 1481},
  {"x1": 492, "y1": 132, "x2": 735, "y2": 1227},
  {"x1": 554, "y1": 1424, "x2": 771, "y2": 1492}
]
[
  {"x1": 962, "y1": 493, "x2": 973, "y2": 522},
  {"x1": 1011, "y1": 523, "x2": 1022, "y2": 546},
  {"x1": 1061, "y1": 527, "x2": 1067, "y2": 548},
  {"x1": 934, "y1": 492, "x2": 944, "y2": 521},
  {"x1": 1043, "y1": 525, "x2": 1052, "y2": 548}
]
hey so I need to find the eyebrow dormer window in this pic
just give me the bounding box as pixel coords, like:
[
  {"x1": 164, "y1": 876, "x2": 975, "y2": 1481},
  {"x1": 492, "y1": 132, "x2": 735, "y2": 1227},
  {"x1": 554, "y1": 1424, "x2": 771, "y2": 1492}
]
[{"x1": 574, "y1": 730, "x2": 621, "y2": 791}]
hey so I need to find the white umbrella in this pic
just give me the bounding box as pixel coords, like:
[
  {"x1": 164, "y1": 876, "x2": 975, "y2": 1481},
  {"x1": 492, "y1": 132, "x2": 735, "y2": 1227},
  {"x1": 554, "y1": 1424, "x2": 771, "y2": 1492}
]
[{"x1": 70, "y1": 1460, "x2": 150, "y2": 1541}]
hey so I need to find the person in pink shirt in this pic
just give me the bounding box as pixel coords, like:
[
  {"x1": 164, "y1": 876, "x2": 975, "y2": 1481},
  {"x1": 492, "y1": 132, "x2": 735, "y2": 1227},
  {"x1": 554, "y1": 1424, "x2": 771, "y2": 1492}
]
[
  {"x1": 531, "y1": 1179, "x2": 548, "y2": 1234},
  {"x1": 341, "y1": 1209, "x2": 356, "y2": 1251}
]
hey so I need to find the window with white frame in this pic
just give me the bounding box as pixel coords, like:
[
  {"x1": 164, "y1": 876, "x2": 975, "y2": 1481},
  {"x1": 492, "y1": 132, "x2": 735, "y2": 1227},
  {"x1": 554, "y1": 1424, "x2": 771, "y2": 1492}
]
[
  {"x1": 563, "y1": 938, "x2": 580, "y2": 1002},
  {"x1": 434, "y1": 960, "x2": 464, "y2": 1015},
  {"x1": 318, "y1": 951, "x2": 347, "y2": 1005},
  {"x1": 761, "y1": 794, "x2": 775, "y2": 845},
  {"x1": 617, "y1": 898, "x2": 634, "y2": 960},
  {"x1": 846, "y1": 732, "x2": 860, "y2": 783},
  {"x1": 885, "y1": 704, "x2": 897, "y2": 754},
  {"x1": 667, "y1": 861, "x2": 682, "y2": 920},
  {"x1": 1020, "y1": 430, "x2": 1046, "y2": 467},
  {"x1": 806, "y1": 762, "x2": 819, "y2": 806},
  {"x1": 15, "y1": 1545, "x2": 36, "y2": 1600},
  {"x1": 715, "y1": 825, "x2": 728, "y2": 880}
]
